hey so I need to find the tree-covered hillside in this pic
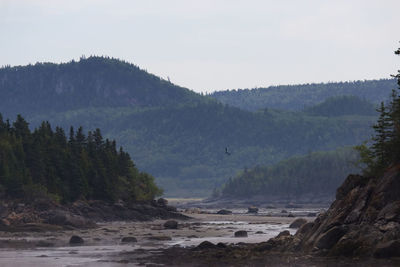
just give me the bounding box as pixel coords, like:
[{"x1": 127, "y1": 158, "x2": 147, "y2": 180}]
[
  {"x1": 27, "y1": 103, "x2": 375, "y2": 197},
  {"x1": 0, "y1": 57, "x2": 381, "y2": 197},
  {"x1": 0, "y1": 114, "x2": 161, "y2": 203},
  {"x1": 304, "y1": 95, "x2": 377, "y2": 117},
  {"x1": 210, "y1": 79, "x2": 396, "y2": 112},
  {"x1": 221, "y1": 147, "x2": 360, "y2": 200},
  {"x1": 0, "y1": 56, "x2": 206, "y2": 118}
]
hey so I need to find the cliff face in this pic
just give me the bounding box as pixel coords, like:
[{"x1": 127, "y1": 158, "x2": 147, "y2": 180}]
[{"x1": 292, "y1": 165, "x2": 400, "y2": 258}]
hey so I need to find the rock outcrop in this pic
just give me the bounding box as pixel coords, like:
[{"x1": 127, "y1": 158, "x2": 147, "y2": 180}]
[
  {"x1": 0, "y1": 198, "x2": 187, "y2": 231},
  {"x1": 285, "y1": 165, "x2": 400, "y2": 258}
]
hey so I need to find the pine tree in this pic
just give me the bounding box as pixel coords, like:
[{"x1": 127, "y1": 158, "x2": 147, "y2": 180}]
[{"x1": 371, "y1": 102, "x2": 392, "y2": 168}]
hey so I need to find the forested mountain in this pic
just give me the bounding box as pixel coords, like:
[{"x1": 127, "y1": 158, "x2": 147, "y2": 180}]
[
  {"x1": 210, "y1": 79, "x2": 396, "y2": 112},
  {"x1": 0, "y1": 56, "x2": 206, "y2": 118},
  {"x1": 221, "y1": 147, "x2": 360, "y2": 201},
  {"x1": 0, "y1": 57, "x2": 382, "y2": 197},
  {"x1": 0, "y1": 114, "x2": 161, "y2": 203}
]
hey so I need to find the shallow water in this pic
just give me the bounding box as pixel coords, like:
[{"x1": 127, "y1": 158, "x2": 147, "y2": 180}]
[
  {"x1": 168, "y1": 220, "x2": 295, "y2": 247},
  {"x1": 0, "y1": 210, "x2": 310, "y2": 266}
]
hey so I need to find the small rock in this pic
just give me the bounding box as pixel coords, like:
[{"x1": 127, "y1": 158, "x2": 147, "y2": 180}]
[
  {"x1": 217, "y1": 209, "x2": 232, "y2": 215},
  {"x1": 307, "y1": 212, "x2": 317, "y2": 217},
  {"x1": 234, "y1": 230, "x2": 248, "y2": 237},
  {"x1": 255, "y1": 231, "x2": 264, "y2": 234},
  {"x1": 289, "y1": 218, "x2": 307, "y2": 228},
  {"x1": 281, "y1": 210, "x2": 288, "y2": 213},
  {"x1": 121, "y1": 237, "x2": 137, "y2": 243},
  {"x1": 288, "y1": 213, "x2": 295, "y2": 217},
  {"x1": 248, "y1": 206, "x2": 258, "y2": 213},
  {"x1": 69, "y1": 235, "x2": 84, "y2": 245},
  {"x1": 163, "y1": 220, "x2": 178, "y2": 229},
  {"x1": 195, "y1": 241, "x2": 216, "y2": 250}
]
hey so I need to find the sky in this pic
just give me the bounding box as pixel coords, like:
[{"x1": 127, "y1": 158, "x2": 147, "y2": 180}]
[{"x1": 0, "y1": 0, "x2": 399, "y2": 93}]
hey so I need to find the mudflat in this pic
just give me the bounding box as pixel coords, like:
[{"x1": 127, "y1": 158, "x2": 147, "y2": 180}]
[{"x1": 0, "y1": 210, "x2": 304, "y2": 266}]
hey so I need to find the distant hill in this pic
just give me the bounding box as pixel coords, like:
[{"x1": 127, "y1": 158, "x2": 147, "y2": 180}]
[
  {"x1": 0, "y1": 56, "x2": 205, "y2": 117},
  {"x1": 303, "y1": 95, "x2": 377, "y2": 117},
  {"x1": 220, "y1": 147, "x2": 360, "y2": 202},
  {"x1": 210, "y1": 79, "x2": 396, "y2": 112},
  {"x1": 0, "y1": 57, "x2": 381, "y2": 197}
]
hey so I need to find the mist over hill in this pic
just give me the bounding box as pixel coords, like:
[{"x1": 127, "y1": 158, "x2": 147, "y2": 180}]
[{"x1": 0, "y1": 57, "x2": 384, "y2": 197}]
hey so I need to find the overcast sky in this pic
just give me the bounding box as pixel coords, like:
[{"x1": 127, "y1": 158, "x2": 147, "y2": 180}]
[{"x1": 1, "y1": 0, "x2": 399, "y2": 93}]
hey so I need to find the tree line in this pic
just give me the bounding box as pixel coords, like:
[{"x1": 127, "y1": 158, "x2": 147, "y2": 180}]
[
  {"x1": 0, "y1": 114, "x2": 162, "y2": 203},
  {"x1": 356, "y1": 47, "x2": 400, "y2": 176}
]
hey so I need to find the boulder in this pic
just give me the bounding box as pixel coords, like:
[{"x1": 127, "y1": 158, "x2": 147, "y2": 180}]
[
  {"x1": 289, "y1": 218, "x2": 307, "y2": 229},
  {"x1": 163, "y1": 220, "x2": 178, "y2": 229},
  {"x1": 121, "y1": 236, "x2": 137, "y2": 243},
  {"x1": 195, "y1": 241, "x2": 216, "y2": 250},
  {"x1": 234, "y1": 230, "x2": 248, "y2": 237},
  {"x1": 217, "y1": 209, "x2": 232, "y2": 215},
  {"x1": 69, "y1": 235, "x2": 84, "y2": 245},
  {"x1": 288, "y1": 213, "x2": 295, "y2": 217},
  {"x1": 247, "y1": 206, "x2": 258, "y2": 213}
]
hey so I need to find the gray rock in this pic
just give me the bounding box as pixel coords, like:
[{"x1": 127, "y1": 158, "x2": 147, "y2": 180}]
[
  {"x1": 289, "y1": 218, "x2": 307, "y2": 229},
  {"x1": 196, "y1": 241, "x2": 216, "y2": 250},
  {"x1": 69, "y1": 235, "x2": 84, "y2": 245},
  {"x1": 247, "y1": 206, "x2": 258, "y2": 213},
  {"x1": 234, "y1": 230, "x2": 248, "y2": 237},
  {"x1": 164, "y1": 220, "x2": 178, "y2": 229},
  {"x1": 217, "y1": 209, "x2": 232, "y2": 215}
]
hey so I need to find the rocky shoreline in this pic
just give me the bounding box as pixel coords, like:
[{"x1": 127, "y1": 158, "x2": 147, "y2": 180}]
[
  {"x1": 143, "y1": 166, "x2": 400, "y2": 266},
  {"x1": 0, "y1": 198, "x2": 187, "y2": 232}
]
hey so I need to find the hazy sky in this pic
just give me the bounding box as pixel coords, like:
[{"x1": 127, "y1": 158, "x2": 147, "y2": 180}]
[{"x1": 1, "y1": 0, "x2": 399, "y2": 93}]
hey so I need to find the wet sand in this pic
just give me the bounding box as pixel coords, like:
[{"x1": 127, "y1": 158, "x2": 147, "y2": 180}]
[{"x1": 0, "y1": 211, "x2": 307, "y2": 266}]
